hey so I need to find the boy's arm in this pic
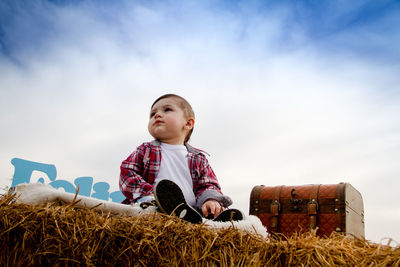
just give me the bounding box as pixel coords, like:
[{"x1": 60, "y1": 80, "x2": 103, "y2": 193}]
[
  {"x1": 119, "y1": 144, "x2": 154, "y2": 204},
  {"x1": 193, "y1": 154, "x2": 233, "y2": 210}
]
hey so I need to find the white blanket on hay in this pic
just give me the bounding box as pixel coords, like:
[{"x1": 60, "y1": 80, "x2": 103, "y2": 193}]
[{"x1": 13, "y1": 183, "x2": 268, "y2": 238}]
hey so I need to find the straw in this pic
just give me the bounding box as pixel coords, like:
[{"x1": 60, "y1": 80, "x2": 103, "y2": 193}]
[{"x1": 1, "y1": 191, "x2": 399, "y2": 266}]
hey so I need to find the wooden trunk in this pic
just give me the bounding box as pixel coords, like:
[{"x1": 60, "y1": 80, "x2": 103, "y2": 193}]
[{"x1": 249, "y1": 183, "x2": 365, "y2": 239}]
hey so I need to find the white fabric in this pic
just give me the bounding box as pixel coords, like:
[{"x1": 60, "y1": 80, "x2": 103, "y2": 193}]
[
  {"x1": 154, "y1": 142, "x2": 196, "y2": 207},
  {"x1": 13, "y1": 183, "x2": 152, "y2": 216},
  {"x1": 13, "y1": 183, "x2": 268, "y2": 238}
]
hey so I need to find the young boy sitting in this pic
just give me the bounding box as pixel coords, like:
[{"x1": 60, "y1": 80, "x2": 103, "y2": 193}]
[{"x1": 119, "y1": 94, "x2": 242, "y2": 223}]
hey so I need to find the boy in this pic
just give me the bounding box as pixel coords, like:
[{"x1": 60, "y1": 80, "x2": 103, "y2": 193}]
[{"x1": 119, "y1": 94, "x2": 242, "y2": 223}]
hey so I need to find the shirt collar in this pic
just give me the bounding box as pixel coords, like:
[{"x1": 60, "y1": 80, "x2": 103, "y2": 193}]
[{"x1": 151, "y1": 139, "x2": 204, "y2": 155}]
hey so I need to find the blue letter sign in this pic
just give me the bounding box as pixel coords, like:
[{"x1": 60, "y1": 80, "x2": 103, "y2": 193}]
[{"x1": 10, "y1": 158, "x2": 124, "y2": 203}]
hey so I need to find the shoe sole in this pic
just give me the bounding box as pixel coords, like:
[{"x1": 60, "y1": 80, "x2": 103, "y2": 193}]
[
  {"x1": 213, "y1": 209, "x2": 243, "y2": 222},
  {"x1": 154, "y1": 179, "x2": 202, "y2": 224},
  {"x1": 174, "y1": 203, "x2": 203, "y2": 224}
]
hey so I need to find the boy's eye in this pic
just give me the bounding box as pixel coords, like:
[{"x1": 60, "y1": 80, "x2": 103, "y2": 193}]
[
  {"x1": 150, "y1": 112, "x2": 156, "y2": 117},
  {"x1": 164, "y1": 107, "x2": 172, "y2": 112}
]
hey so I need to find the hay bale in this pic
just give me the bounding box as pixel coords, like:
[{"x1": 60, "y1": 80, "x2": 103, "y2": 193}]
[{"x1": 1, "y1": 192, "x2": 399, "y2": 266}]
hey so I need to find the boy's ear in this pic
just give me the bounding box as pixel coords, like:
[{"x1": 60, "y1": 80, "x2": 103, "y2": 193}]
[{"x1": 185, "y1": 118, "x2": 195, "y2": 130}]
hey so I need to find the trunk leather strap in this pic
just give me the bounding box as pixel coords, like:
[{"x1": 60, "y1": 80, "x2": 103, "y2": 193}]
[
  {"x1": 270, "y1": 185, "x2": 283, "y2": 232},
  {"x1": 249, "y1": 185, "x2": 264, "y2": 215},
  {"x1": 308, "y1": 184, "x2": 320, "y2": 230},
  {"x1": 335, "y1": 183, "x2": 345, "y2": 232}
]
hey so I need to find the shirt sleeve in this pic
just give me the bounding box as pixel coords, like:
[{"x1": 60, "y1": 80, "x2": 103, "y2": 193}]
[
  {"x1": 119, "y1": 143, "x2": 154, "y2": 204},
  {"x1": 193, "y1": 153, "x2": 233, "y2": 209}
]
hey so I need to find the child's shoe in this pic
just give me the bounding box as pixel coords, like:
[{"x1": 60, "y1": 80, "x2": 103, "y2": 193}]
[
  {"x1": 154, "y1": 179, "x2": 203, "y2": 224},
  {"x1": 213, "y1": 209, "x2": 243, "y2": 222},
  {"x1": 139, "y1": 200, "x2": 157, "y2": 209}
]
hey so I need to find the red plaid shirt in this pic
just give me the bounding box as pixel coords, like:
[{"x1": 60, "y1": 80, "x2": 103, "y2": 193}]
[{"x1": 119, "y1": 140, "x2": 232, "y2": 208}]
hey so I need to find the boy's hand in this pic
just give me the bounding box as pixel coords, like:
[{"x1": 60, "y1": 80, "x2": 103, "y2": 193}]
[{"x1": 201, "y1": 199, "x2": 224, "y2": 218}]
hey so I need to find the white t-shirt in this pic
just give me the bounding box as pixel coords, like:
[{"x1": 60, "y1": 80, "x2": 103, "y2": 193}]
[{"x1": 154, "y1": 142, "x2": 196, "y2": 207}]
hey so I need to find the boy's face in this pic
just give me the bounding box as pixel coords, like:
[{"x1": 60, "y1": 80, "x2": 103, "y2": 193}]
[{"x1": 148, "y1": 97, "x2": 194, "y2": 145}]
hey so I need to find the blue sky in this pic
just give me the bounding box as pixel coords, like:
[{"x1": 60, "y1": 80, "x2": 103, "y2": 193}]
[
  {"x1": 1, "y1": 0, "x2": 399, "y2": 64},
  {"x1": 1, "y1": 0, "x2": 400, "y2": 244}
]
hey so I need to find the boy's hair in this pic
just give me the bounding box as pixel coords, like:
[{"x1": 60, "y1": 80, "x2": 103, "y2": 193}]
[{"x1": 151, "y1": 94, "x2": 195, "y2": 143}]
